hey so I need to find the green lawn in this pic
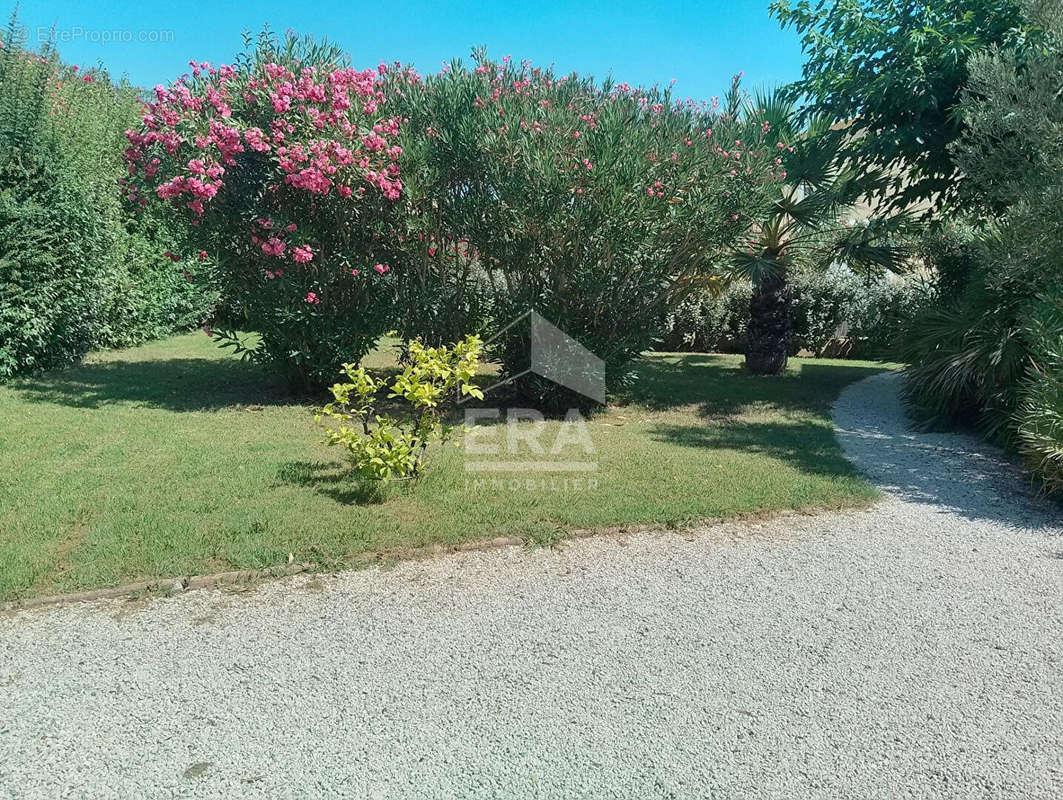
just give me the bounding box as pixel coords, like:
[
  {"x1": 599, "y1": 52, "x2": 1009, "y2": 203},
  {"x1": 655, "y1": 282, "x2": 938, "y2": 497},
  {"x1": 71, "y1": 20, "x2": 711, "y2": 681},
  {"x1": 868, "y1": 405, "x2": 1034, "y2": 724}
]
[{"x1": 0, "y1": 333, "x2": 891, "y2": 601}]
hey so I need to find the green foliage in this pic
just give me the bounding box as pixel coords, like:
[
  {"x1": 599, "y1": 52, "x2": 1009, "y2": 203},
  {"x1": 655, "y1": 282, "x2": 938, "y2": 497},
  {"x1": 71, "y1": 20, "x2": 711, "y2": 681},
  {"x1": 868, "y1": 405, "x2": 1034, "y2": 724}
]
[
  {"x1": 917, "y1": 221, "x2": 979, "y2": 304},
  {"x1": 316, "y1": 335, "x2": 484, "y2": 481},
  {"x1": 901, "y1": 0, "x2": 1063, "y2": 494},
  {"x1": 0, "y1": 16, "x2": 212, "y2": 380},
  {"x1": 659, "y1": 282, "x2": 753, "y2": 353},
  {"x1": 843, "y1": 272, "x2": 934, "y2": 359},
  {"x1": 1016, "y1": 297, "x2": 1063, "y2": 494},
  {"x1": 951, "y1": 0, "x2": 1063, "y2": 213},
  {"x1": 389, "y1": 53, "x2": 781, "y2": 396},
  {"x1": 771, "y1": 0, "x2": 1032, "y2": 210},
  {"x1": 659, "y1": 265, "x2": 930, "y2": 359}
]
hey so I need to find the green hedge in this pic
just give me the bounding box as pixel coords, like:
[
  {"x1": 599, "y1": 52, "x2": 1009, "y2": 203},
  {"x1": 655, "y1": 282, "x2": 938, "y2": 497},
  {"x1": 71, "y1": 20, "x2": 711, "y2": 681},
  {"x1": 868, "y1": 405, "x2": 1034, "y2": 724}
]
[
  {"x1": 0, "y1": 21, "x2": 213, "y2": 381},
  {"x1": 657, "y1": 266, "x2": 930, "y2": 359}
]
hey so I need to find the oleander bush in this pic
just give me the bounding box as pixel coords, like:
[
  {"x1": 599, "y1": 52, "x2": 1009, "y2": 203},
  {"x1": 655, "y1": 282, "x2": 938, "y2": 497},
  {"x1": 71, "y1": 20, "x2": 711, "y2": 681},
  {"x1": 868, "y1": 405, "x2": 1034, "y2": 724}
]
[
  {"x1": 390, "y1": 54, "x2": 782, "y2": 401},
  {"x1": 123, "y1": 31, "x2": 406, "y2": 390},
  {"x1": 124, "y1": 36, "x2": 786, "y2": 397},
  {"x1": 0, "y1": 19, "x2": 212, "y2": 380}
]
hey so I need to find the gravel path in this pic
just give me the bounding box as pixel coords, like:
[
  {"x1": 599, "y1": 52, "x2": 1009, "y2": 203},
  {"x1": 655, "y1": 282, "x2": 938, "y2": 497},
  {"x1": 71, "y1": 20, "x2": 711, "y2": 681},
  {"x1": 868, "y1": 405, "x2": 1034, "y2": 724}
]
[{"x1": 1, "y1": 372, "x2": 1061, "y2": 799}]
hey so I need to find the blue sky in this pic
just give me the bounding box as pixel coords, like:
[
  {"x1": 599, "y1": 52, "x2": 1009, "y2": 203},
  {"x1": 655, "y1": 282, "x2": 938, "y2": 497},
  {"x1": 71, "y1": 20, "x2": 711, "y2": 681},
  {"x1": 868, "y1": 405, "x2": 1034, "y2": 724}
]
[{"x1": 12, "y1": 0, "x2": 805, "y2": 101}]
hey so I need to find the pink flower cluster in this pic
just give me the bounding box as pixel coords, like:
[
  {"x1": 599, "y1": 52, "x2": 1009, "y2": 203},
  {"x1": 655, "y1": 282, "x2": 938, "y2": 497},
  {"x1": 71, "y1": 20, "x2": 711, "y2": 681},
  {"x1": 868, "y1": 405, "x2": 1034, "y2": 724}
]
[
  {"x1": 122, "y1": 54, "x2": 406, "y2": 219},
  {"x1": 422, "y1": 56, "x2": 786, "y2": 211}
]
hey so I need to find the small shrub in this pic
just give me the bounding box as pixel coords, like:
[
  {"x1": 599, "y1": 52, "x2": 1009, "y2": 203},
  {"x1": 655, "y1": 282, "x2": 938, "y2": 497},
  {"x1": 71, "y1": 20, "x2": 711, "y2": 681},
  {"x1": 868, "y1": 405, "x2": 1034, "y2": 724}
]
[{"x1": 315, "y1": 335, "x2": 484, "y2": 481}]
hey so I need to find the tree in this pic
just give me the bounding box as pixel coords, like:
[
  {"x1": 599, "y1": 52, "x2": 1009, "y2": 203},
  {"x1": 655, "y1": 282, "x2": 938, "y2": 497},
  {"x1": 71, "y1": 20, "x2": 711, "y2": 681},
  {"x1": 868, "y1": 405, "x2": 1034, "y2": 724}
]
[
  {"x1": 727, "y1": 107, "x2": 913, "y2": 374},
  {"x1": 770, "y1": 0, "x2": 1031, "y2": 212},
  {"x1": 0, "y1": 13, "x2": 211, "y2": 380},
  {"x1": 901, "y1": 0, "x2": 1063, "y2": 494}
]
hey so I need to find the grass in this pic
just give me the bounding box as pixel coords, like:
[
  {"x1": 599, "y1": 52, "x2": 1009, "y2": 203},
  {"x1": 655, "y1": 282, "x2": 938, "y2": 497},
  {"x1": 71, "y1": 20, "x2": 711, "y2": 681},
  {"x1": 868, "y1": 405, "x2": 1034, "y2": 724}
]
[{"x1": 0, "y1": 333, "x2": 893, "y2": 601}]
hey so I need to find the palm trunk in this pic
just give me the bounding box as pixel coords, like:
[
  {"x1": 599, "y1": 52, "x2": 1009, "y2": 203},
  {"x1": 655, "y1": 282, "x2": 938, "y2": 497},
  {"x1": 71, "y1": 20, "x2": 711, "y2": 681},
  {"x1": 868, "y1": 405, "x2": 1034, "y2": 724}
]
[{"x1": 745, "y1": 272, "x2": 792, "y2": 375}]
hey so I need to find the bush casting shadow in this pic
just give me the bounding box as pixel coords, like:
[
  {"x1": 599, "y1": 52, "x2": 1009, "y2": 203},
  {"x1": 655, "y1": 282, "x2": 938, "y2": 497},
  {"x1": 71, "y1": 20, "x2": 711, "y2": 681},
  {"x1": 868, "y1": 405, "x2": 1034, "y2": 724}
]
[
  {"x1": 653, "y1": 419, "x2": 868, "y2": 482},
  {"x1": 276, "y1": 460, "x2": 395, "y2": 505},
  {"x1": 8, "y1": 357, "x2": 302, "y2": 411},
  {"x1": 620, "y1": 354, "x2": 887, "y2": 417}
]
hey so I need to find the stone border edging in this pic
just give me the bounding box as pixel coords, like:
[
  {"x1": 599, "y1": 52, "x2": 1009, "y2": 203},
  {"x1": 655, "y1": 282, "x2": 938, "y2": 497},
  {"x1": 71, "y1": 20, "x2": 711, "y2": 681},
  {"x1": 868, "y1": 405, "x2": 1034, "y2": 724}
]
[{"x1": 0, "y1": 504, "x2": 870, "y2": 614}]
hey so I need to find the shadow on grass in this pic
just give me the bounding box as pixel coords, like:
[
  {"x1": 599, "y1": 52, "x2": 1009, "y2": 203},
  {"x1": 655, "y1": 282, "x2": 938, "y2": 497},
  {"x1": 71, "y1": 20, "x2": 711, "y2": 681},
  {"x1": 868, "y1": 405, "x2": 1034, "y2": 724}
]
[
  {"x1": 653, "y1": 419, "x2": 868, "y2": 482},
  {"x1": 620, "y1": 354, "x2": 887, "y2": 417},
  {"x1": 8, "y1": 357, "x2": 301, "y2": 411},
  {"x1": 275, "y1": 460, "x2": 394, "y2": 505}
]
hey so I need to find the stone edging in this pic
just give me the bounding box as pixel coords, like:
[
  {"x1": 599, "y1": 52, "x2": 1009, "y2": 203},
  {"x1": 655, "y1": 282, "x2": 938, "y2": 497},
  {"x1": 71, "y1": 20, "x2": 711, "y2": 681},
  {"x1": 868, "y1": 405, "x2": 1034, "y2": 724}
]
[{"x1": 0, "y1": 505, "x2": 867, "y2": 614}]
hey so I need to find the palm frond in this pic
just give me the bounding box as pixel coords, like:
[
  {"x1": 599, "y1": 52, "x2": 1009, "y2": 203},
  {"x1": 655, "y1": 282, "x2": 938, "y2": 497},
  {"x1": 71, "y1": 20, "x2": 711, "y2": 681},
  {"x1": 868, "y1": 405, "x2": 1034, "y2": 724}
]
[
  {"x1": 751, "y1": 86, "x2": 799, "y2": 141},
  {"x1": 831, "y1": 213, "x2": 918, "y2": 275},
  {"x1": 725, "y1": 249, "x2": 783, "y2": 285}
]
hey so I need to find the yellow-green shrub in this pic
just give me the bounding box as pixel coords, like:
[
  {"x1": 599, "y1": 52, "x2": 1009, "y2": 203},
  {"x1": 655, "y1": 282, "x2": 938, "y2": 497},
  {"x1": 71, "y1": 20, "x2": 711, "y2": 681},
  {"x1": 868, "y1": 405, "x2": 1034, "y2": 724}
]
[{"x1": 315, "y1": 335, "x2": 483, "y2": 481}]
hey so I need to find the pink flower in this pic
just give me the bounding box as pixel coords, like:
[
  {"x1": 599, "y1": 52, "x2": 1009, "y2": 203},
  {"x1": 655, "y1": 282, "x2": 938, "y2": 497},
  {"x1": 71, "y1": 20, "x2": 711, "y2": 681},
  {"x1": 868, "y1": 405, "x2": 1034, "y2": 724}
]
[
  {"x1": 305, "y1": 292, "x2": 320, "y2": 304},
  {"x1": 198, "y1": 250, "x2": 208, "y2": 260},
  {"x1": 261, "y1": 237, "x2": 286, "y2": 257},
  {"x1": 373, "y1": 263, "x2": 389, "y2": 274},
  {"x1": 351, "y1": 269, "x2": 360, "y2": 277},
  {"x1": 292, "y1": 244, "x2": 313, "y2": 263}
]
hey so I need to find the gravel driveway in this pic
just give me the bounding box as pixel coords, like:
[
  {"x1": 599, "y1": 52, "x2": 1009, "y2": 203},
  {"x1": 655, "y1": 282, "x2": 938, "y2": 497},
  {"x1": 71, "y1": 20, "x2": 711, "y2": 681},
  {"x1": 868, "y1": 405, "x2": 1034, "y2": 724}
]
[{"x1": 1, "y1": 372, "x2": 1061, "y2": 799}]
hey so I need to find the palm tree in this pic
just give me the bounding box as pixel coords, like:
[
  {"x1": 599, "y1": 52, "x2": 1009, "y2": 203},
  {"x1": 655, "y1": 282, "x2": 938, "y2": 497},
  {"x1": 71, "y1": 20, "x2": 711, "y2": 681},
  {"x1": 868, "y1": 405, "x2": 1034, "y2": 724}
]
[{"x1": 729, "y1": 100, "x2": 914, "y2": 374}]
